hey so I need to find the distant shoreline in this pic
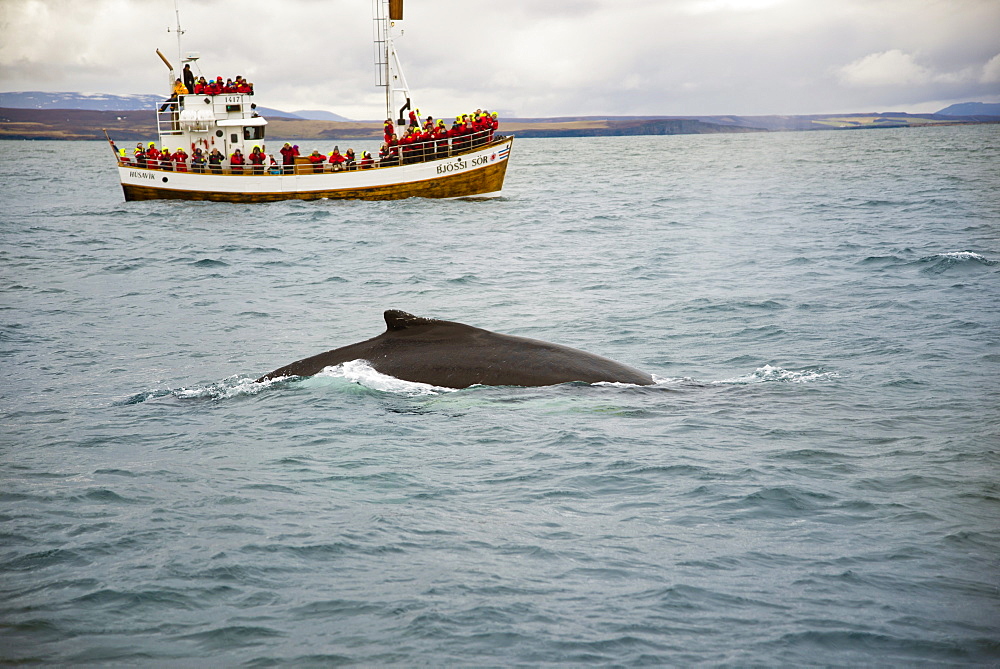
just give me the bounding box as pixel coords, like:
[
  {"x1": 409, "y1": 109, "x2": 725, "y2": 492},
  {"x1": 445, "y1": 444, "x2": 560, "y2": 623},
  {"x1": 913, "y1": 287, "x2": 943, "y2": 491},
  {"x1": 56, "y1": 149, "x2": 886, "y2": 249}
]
[{"x1": 0, "y1": 107, "x2": 996, "y2": 141}]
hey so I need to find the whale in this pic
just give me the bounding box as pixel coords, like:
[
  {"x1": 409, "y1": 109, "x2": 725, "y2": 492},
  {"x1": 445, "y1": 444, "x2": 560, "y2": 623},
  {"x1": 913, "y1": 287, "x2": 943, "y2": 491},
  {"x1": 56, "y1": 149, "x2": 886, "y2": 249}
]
[{"x1": 257, "y1": 309, "x2": 654, "y2": 388}]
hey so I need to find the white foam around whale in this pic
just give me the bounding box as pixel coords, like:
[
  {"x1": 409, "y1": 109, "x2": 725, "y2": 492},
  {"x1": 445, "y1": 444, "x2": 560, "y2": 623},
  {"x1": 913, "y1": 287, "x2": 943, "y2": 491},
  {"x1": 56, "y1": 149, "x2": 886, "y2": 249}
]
[{"x1": 315, "y1": 359, "x2": 458, "y2": 395}]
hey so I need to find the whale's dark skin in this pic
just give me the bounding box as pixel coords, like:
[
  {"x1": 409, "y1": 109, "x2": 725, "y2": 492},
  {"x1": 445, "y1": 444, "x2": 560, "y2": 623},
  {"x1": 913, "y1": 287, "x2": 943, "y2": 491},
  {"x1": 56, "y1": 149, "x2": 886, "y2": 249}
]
[{"x1": 257, "y1": 310, "x2": 654, "y2": 388}]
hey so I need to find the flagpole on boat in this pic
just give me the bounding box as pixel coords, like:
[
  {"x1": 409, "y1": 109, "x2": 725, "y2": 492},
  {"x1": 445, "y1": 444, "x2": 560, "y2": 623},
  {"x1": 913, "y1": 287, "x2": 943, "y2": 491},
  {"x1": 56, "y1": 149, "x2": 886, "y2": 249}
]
[{"x1": 375, "y1": 0, "x2": 411, "y2": 126}]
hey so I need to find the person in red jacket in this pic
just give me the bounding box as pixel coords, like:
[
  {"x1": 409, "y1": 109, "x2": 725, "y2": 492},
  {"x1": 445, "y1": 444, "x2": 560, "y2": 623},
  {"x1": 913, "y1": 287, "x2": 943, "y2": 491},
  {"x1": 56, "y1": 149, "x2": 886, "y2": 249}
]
[
  {"x1": 433, "y1": 120, "x2": 449, "y2": 158},
  {"x1": 248, "y1": 146, "x2": 266, "y2": 174},
  {"x1": 448, "y1": 118, "x2": 464, "y2": 153},
  {"x1": 279, "y1": 143, "x2": 296, "y2": 174},
  {"x1": 307, "y1": 149, "x2": 326, "y2": 173},
  {"x1": 230, "y1": 148, "x2": 245, "y2": 174},
  {"x1": 384, "y1": 131, "x2": 398, "y2": 154},
  {"x1": 146, "y1": 142, "x2": 160, "y2": 169},
  {"x1": 359, "y1": 151, "x2": 374, "y2": 169},
  {"x1": 174, "y1": 147, "x2": 189, "y2": 172},
  {"x1": 399, "y1": 129, "x2": 417, "y2": 164},
  {"x1": 407, "y1": 127, "x2": 424, "y2": 162},
  {"x1": 328, "y1": 147, "x2": 346, "y2": 171},
  {"x1": 488, "y1": 111, "x2": 499, "y2": 141},
  {"x1": 161, "y1": 148, "x2": 174, "y2": 172}
]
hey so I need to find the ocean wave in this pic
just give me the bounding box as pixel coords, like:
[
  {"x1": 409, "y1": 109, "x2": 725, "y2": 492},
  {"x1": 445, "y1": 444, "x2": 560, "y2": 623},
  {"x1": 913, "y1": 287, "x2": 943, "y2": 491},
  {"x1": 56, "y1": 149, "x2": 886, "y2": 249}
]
[
  {"x1": 915, "y1": 250, "x2": 996, "y2": 274},
  {"x1": 714, "y1": 364, "x2": 840, "y2": 385}
]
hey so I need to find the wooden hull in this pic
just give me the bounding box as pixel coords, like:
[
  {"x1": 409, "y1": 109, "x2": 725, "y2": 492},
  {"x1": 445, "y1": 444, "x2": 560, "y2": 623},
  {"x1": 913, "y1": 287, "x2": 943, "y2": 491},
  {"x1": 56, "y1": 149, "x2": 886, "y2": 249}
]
[{"x1": 119, "y1": 137, "x2": 512, "y2": 202}]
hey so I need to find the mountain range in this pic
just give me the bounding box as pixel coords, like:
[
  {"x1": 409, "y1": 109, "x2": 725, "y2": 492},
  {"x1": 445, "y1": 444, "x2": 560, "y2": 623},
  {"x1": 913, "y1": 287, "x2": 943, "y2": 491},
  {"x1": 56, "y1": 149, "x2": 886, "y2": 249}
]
[
  {"x1": 0, "y1": 91, "x2": 351, "y2": 121},
  {"x1": 1, "y1": 91, "x2": 997, "y2": 141},
  {"x1": 935, "y1": 102, "x2": 1000, "y2": 117}
]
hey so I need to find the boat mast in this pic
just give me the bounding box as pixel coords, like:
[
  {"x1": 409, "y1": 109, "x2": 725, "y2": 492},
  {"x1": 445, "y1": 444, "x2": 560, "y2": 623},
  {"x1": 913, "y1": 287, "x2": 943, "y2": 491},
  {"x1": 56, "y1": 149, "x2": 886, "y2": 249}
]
[
  {"x1": 168, "y1": 0, "x2": 185, "y2": 68},
  {"x1": 374, "y1": 0, "x2": 411, "y2": 126}
]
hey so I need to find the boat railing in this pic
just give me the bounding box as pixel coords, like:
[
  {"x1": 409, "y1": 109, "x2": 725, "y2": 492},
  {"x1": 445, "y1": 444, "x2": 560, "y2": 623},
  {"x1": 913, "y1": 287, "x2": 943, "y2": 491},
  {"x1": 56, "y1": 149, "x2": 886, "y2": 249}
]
[{"x1": 122, "y1": 131, "x2": 507, "y2": 175}]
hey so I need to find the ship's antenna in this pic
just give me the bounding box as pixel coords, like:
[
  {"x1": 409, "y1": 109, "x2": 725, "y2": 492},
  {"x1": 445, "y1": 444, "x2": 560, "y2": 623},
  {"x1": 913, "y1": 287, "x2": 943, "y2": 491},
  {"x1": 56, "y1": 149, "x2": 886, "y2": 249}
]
[
  {"x1": 373, "y1": 0, "x2": 410, "y2": 125},
  {"x1": 167, "y1": 0, "x2": 185, "y2": 66}
]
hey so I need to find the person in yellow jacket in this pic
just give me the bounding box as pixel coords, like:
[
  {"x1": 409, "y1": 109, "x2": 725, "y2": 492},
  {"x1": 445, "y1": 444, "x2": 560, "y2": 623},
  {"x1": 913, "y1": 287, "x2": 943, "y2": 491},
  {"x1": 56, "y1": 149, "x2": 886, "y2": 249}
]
[{"x1": 160, "y1": 78, "x2": 187, "y2": 130}]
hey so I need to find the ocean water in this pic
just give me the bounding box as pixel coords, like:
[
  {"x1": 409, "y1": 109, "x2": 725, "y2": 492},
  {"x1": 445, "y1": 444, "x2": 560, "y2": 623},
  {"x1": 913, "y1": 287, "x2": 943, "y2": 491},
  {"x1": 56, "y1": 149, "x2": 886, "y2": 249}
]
[{"x1": 1, "y1": 126, "x2": 998, "y2": 666}]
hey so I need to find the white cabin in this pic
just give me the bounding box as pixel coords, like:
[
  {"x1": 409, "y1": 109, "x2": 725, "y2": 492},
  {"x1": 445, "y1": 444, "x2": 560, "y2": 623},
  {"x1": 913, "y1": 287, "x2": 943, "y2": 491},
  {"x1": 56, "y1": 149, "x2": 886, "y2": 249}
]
[{"x1": 156, "y1": 93, "x2": 267, "y2": 159}]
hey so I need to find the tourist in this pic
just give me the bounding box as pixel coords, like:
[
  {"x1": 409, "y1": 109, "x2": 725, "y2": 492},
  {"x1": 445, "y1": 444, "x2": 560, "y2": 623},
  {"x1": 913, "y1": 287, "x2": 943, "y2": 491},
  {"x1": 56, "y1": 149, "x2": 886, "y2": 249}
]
[
  {"x1": 146, "y1": 143, "x2": 161, "y2": 169},
  {"x1": 191, "y1": 148, "x2": 207, "y2": 173},
  {"x1": 173, "y1": 147, "x2": 189, "y2": 172},
  {"x1": 309, "y1": 149, "x2": 326, "y2": 173},
  {"x1": 248, "y1": 146, "x2": 266, "y2": 175},
  {"x1": 280, "y1": 143, "x2": 296, "y2": 174},
  {"x1": 433, "y1": 120, "x2": 449, "y2": 158},
  {"x1": 448, "y1": 118, "x2": 463, "y2": 153},
  {"x1": 488, "y1": 111, "x2": 499, "y2": 141},
  {"x1": 208, "y1": 148, "x2": 225, "y2": 174},
  {"x1": 327, "y1": 147, "x2": 346, "y2": 172},
  {"x1": 183, "y1": 64, "x2": 195, "y2": 94},
  {"x1": 230, "y1": 148, "x2": 245, "y2": 174}
]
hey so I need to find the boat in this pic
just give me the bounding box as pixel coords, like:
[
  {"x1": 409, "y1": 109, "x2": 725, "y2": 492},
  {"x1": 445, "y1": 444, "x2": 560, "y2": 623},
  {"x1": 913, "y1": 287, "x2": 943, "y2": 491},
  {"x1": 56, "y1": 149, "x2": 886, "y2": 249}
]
[{"x1": 106, "y1": 0, "x2": 513, "y2": 202}]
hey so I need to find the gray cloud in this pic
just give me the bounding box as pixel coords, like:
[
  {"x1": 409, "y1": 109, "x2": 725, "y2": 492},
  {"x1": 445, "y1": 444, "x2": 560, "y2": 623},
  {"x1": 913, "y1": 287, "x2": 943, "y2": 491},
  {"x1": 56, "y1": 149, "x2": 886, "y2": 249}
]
[{"x1": 1, "y1": 0, "x2": 997, "y2": 117}]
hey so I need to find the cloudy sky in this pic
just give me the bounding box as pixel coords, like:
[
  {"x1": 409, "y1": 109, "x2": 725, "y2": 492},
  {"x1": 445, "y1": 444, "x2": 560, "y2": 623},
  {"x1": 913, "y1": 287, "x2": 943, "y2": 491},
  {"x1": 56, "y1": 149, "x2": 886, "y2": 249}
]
[{"x1": 1, "y1": 0, "x2": 998, "y2": 119}]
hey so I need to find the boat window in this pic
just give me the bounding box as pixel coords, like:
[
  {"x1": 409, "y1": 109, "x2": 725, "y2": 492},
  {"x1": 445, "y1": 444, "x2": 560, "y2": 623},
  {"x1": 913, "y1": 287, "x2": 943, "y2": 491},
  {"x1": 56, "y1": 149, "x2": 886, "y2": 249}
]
[
  {"x1": 231, "y1": 134, "x2": 239, "y2": 144},
  {"x1": 244, "y1": 126, "x2": 264, "y2": 140},
  {"x1": 226, "y1": 104, "x2": 242, "y2": 113}
]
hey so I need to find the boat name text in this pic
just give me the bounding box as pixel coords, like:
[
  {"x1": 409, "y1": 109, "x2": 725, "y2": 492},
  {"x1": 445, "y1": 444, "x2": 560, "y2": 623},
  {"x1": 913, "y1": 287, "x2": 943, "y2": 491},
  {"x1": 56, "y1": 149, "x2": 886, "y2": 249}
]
[
  {"x1": 437, "y1": 159, "x2": 468, "y2": 175},
  {"x1": 436, "y1": 155, "x2": 490, "y2": 175},
  {"x1": 129, "y1": 171, "x2": 158, "y2": 180}
]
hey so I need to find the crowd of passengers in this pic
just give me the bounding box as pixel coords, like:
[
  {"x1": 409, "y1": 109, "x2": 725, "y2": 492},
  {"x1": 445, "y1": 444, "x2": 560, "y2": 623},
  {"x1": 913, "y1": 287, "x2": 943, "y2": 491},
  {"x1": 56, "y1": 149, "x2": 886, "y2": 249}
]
[
  {"x1": 160, "y1": 66, "x2": 255, "y2": 111},
  {"x1": 124, "y1": 106, "x2": 500, "y2": 174},
  {"x1": 123, "y1": 143, "x2": 270, "y2": 174},
  {"x1": 377, "y1": 108, "x2": 500, "y2": 165},
  {"x1": 177, "y1": 64, "x2": 255, "y2": 96}
]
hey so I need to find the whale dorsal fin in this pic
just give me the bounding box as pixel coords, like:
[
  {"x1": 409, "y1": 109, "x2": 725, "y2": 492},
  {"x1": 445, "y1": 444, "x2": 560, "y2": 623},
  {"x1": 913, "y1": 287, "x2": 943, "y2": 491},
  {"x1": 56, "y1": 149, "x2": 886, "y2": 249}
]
[{"x1": 384, "y1": 309, "x2": 441, "y2": 331}]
